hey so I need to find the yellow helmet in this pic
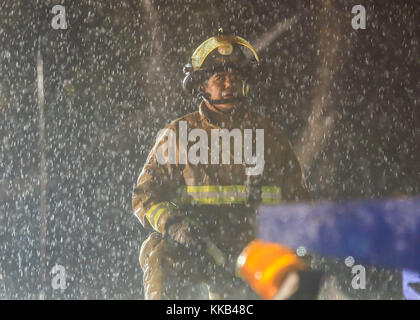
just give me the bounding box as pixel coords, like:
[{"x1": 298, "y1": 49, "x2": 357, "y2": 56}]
[
  {"x1": 191, "y1": 34, "x2": 260, "y2": 71},
  {"x1": 183, "y1": 30, "x2": 260, "y2": 96}
]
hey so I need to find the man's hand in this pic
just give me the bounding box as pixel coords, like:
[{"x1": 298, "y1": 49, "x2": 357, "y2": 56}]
[{"x1": 165, "y1": 217, "x2": 204, "y2": 250}]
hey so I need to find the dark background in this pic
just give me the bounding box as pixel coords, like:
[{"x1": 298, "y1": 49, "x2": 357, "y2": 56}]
[{"x1": 0, "y1": 0, "x2": 419, "y2": 299}]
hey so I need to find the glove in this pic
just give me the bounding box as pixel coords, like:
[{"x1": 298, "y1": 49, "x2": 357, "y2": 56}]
[
  {"x1": 165, "y1": 216, "x2": 227, "y2": 270},
  {"x1": 165, "y1": 216, "x2": 203, "y2": 250}
]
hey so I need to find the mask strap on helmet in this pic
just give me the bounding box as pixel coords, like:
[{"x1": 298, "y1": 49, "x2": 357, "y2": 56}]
[
  {"x1": 198, "y1": 91, "x2": 245, "y2": 112},
  {"x1": 198, "y1": 92, "x2": 226, "y2": 113}
]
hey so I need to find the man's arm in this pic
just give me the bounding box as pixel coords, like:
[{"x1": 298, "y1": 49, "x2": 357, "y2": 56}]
[
  {"x1": 132, "y1": 124, "x2": 202, "y2": 249},
  {"x1": 132, "y1": 125, "x2": 183, "y2": 233}
]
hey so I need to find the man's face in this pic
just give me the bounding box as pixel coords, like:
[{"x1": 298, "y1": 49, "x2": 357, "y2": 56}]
[{"x1": 202, "y1": 71, "x2": 244, "y2": 112}]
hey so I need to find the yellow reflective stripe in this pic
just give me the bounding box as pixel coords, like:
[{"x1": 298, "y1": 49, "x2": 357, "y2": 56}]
[
  {"x1": 186, "y1": 185, "x2": 246, "y2": 193},
  {"x1": 180, "y1": 185, "x2": 282, "y2": 205},
  {"x1": 152, "y1": 208, "x2": 168, "y2": 232},
  {"x1": 145, "y1": 203, "x2": 162, "y2": 220},
  {"x1": 262, "y1": 186, "x2": 282, "y2": 204},
  {"x1": 146, "y1": 202, "x2": 174, "y2": 231},
  {"x1": 261, "y1": 186, "x2": 282, "y2": 193},
  {"x1": 186, "y1": 185, "x2": 247, "y2": 204},
  {"x1": 187, "y1": 185, "x2": 280, "y2": 193},
  {"x1": 191, "y1": 197, "x2": 247, "y2": 205},
  {"x1": 262, "y1": 198, "x2": 282, "y2": 205},
  {"x1": 188, "y1": 192, "x2": 247, "y2": 199}
]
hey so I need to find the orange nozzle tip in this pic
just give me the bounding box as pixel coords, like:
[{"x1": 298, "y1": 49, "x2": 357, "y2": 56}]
[{"x1": 236, "y1": 240, "x2": 305, "y2": 300}]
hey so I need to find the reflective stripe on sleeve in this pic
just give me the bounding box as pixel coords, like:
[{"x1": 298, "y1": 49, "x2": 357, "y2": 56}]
[{"x1": 145, "y1": 202, "x2": 174, "y2": 232}]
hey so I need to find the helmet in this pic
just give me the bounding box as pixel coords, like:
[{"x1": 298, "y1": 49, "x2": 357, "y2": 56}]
[{"x1": 183, "y1": 30, "x2": 260, "y2": 101}]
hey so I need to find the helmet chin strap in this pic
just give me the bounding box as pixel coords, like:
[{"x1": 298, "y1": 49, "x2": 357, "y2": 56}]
[{"x1": 199, "y1": 93, "x2": 245, "y2": 113}]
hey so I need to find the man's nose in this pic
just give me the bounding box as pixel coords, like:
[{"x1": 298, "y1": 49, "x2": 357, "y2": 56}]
[{"x1": 224, "y1": 75, "x2": 232, "y2": 88}]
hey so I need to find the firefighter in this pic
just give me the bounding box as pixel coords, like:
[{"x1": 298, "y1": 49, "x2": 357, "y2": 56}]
[{"x1": 132, "y1": 30, "x2": 311, "y2": 299}]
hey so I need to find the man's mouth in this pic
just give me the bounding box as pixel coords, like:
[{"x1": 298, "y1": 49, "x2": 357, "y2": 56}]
[{"x1": 221, "y1": 92, "x2": 234, "y2": 98}]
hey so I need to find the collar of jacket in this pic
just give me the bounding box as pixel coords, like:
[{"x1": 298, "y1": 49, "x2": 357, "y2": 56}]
[{"x1": 198, "y1": 101, "x2": 252, "y2": 130}]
